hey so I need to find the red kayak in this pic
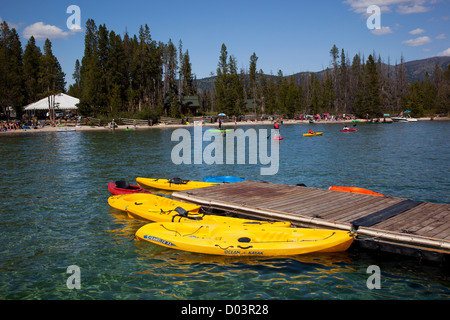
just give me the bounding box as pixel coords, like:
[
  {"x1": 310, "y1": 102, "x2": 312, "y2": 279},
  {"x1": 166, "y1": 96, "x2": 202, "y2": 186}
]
[
  {"x1": 272, "y1": 136, "x2": 284, "y2": 140},
  {"x1": 108, "y1": 181, "x2": 152, "y2": 195},
  {"x1": 340, "y1": 128, "x2": 358, "y2": 132}
]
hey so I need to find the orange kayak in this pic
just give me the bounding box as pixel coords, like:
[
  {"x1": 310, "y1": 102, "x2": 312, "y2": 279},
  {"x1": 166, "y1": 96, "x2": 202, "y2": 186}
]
[{"x1": 328, "y1": 186, "x2": 385, "y2": 197}]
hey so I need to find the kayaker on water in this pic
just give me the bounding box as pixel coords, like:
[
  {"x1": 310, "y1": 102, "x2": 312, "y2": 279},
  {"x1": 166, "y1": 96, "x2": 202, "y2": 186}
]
[
  {"x1": 274, "y1": 122, "x2": 280, "y2": 137},
  {"x1": 308, "y1": 129, "x2": 315, "y2": 134}
]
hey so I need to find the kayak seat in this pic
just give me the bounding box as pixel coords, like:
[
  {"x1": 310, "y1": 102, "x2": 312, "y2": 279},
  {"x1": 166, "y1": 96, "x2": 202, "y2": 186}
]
[
  {"x1": 115, "y1": 180, "x2": 131, "y2": 189},
  {"x1": 171, "y1": 207, "x2": 203, "y2": 222},
  {"x1": 169, "y1": 178, "x2": 190, "y2": 184}
]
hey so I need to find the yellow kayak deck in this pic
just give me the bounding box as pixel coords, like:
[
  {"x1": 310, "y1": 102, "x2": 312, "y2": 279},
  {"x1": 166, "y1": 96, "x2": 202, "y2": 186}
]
[
  {"x1": 135, "y1": 223, "x2": 355, "y2": 256},
  {"x1": 136, "y1": 177, "x2": 220, "y2": 191},
  {"x1": 109, "y1": 194, "x2": 291, "y2": 227},
  {"x1": 108, "y1": 193, "x2": 202, "y2": 213}
]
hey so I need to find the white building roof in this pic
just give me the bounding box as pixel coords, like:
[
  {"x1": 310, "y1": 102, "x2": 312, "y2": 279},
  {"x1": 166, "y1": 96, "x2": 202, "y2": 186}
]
[{"x1": 24, "y1": 93, "x2": 79, "y2": 111}]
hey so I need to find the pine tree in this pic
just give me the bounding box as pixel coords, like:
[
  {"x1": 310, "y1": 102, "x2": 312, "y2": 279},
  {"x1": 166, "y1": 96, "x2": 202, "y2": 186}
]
[
  {"x1": 363, "y1": 54, "x2": 382, "y2": 117},
  {"x1": 0, "y1": 22, "x2": 24, "y2": 118},
  {"x1": 309, "y1": 74, "x2": 322, "y2": 115},
  {"x1": 339, "y1": 49, "x2": 349, "y2": 113},
  {"x1": 107, "y1": 30, "x2": 128, "y2": 115},
  {"x1": 215, "y1": 43, "x2": 229, "y2": 114},
  {"x1": 181, "y1": 50, "x2": 194, "y2": 96},
  {"x1": 322, "y1": 69, "x2": 334, "y2": 112},
  {"x1": 396, "y1": 55, "x2": 408, "y2": 113},
  {"x1": 352, "y1": 55, "x2": 366, "y2": 116},
  {"x1": 421, "y1": 72, "x2": 436, "y2": 114},
  {"x1": 162, "y1": 39, "x2": 179, "y2": 117},
  {"x1": 285, "y1": 76, "x2": 301, "y2": 118},
  {"x1": 68, "y1": 59, "x2": 81, "y2": 98},
  {"x1": 79, "y1": 19, "x2": 100, "y2": 116},
  {"x1": 265, "y1": 74, "x2": 277, "y2": 115},
  {"x1": 435, "y1": 64, "x2": 450, "y2": 114},
  {"x1": 249, "y1": 52, "x2": 258, "y2": 112},
  {"x1": 407, "y1": 81, "x2": 424, "y2": 117},
  {"x1": 39, "y1": 39, "x2": 66, "y2": 123},
  {"x1": 23, "y1": 36, "x2": 42, "y2": 104},
  {"x1": 330, "y1": 44, "x2": 339, "y2": 112},
  {"x1": 257, "y1": 69, "x2": 267, "y2": 114},
  {"x1": 228, "y1": 54, "x2": 245, "y2": 115}
]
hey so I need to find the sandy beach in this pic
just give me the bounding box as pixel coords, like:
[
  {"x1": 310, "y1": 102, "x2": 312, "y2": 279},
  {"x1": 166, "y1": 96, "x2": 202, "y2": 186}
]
[{"x1": 1, "y1": 117, "x2": 448, "y2": 135}]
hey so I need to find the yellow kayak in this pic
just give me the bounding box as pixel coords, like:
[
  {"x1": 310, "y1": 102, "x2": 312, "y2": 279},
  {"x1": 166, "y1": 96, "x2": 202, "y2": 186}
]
[
  {"x1": 135, "y1": 223, "x2": 355, "y2": 256},
  {"x1": 303, "y1": 132, "x2": 323, "y2": 137},
  {"x1": 136, "y1": 177, "x2": 220, "y2": 191},
  {"x1": 108, "y1": 193, "x2": 201, "y2": 213},
  {"x1": 127, "y1": 201, "x2": 290, "y2": 227},
  {"x1": 109, "y1": 194, "x2": 291, "y2": 227}
]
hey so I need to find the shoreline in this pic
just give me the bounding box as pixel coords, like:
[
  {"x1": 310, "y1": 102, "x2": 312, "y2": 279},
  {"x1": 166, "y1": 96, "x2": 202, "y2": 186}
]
[{"x1": 1, "y1": 117, "x2": 449, "y2": 135}]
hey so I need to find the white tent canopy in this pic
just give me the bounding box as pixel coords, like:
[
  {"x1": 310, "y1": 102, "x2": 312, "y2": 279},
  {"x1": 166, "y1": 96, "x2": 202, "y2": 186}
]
[{"x1": 23, "y1": 93, "x2": 79, "y2": 111}]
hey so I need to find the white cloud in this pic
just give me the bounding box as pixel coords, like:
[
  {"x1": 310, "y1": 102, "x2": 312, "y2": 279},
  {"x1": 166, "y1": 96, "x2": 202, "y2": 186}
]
[
  {"x1": 397, "y1": 4, "x2": 431, "y2": 14},
  {"x1": 402, "y1": 36, "x2": 432, "y2": 46},
  {"x1": 344, "y1": 0, "x2": 433, "y2": 15},
  {"x1": 436, "y1": 48, "x2": 450, "y2": 56},
  {"x1": 409, "y1": 28, "x2": 425, "y2": 34},
  {"x1": 436, "y1": 33, "x2": 446, "y2": 39},
  {"x1": 371, "y1": 26, "x2": 394, "y2": 35},
  {"x1": 22, "y1": 22, "x2": 82, "y2": 41}
]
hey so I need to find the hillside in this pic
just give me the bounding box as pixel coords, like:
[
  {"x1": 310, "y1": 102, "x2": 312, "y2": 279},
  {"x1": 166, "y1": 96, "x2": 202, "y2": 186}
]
[
  {"x1": 403, "y1": 56, "x2": 450, "y2": 82},
  {"x1": 195, "y1": 56, "x2": 450, "y2": 92}
]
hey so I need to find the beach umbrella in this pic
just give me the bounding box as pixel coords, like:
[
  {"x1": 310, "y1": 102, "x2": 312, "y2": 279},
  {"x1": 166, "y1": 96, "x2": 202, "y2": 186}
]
[
  {"x1": 404, "y1": 110, "x2": 411, "y2": 113},
  {"x1": 218, "y1": 113, "x2": 226, "y2": 116}
]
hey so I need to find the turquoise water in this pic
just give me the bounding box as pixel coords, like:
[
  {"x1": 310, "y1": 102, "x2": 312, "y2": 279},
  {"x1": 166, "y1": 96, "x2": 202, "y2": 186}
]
[{"x1": 0, "y1": 121, "x2": 449, "y2": 300}]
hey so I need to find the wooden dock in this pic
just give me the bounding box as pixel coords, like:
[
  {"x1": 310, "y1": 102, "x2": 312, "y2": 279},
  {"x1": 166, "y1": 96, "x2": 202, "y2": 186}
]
[{"x1": 172, "y1": 181, "x2": 450, "y2": 262}]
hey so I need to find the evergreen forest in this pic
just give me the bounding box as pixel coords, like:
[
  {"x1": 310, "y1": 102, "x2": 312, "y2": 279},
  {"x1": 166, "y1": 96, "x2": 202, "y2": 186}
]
[{"x1": 1, "y1": 19, "x2": 449, "y2": 121}]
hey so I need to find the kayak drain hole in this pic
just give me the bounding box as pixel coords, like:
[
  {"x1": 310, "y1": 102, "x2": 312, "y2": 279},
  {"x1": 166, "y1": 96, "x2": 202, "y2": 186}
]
[{"x1": 238, "y1": 237, "x2": 252, "y2": 243}]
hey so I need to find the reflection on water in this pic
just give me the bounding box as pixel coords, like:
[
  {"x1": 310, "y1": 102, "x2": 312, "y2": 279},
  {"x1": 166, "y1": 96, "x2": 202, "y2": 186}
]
[{"x1": 133, "y1": 242, "x2": 358, "y2": 300}]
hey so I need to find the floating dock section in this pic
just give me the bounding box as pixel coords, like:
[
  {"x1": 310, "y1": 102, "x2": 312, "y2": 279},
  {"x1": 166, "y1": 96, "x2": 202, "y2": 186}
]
[{"x1": 172, "y1": 181, "x2": 450, "y2": 262}]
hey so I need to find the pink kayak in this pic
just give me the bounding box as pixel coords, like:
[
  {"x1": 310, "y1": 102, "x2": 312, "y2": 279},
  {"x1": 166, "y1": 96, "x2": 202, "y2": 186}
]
[
  {"x1": 108, "y1": 181, "x2": 152, "y2": 195},
  {"x1": 340, "y1": 128, "x2": 358, "y2": 132}
]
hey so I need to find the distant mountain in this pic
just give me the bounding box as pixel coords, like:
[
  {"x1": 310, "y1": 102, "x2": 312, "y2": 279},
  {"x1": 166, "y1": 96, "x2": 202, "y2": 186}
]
[
  {"x1": 403, "y1": 56, "x2": 450, "y2": 82},
  {"x1": 195, "y1": 56, "x2": 450, "y2": 91}
]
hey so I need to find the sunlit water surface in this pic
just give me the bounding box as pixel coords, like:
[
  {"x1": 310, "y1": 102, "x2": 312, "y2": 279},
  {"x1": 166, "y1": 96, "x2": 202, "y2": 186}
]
[{"x1": 0, "y1": 121, "x2": 449, "y2": 299}]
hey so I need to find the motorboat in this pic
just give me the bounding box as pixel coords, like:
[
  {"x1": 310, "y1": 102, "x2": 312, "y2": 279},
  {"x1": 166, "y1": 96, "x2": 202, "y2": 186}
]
[{"x1": 391, "y1": 114, "x2": 418, "y2": 122}]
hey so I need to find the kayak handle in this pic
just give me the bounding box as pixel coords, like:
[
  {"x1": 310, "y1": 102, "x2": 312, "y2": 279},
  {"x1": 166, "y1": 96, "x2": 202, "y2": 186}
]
[{"x1": 238, "y1": 245, "x2": 253, "y2": 250}]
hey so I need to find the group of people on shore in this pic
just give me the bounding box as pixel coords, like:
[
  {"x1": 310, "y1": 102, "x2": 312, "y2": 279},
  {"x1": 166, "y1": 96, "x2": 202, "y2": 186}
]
[
  {"x1": 1, "y1": 120, "x2": 41, "y2": 132},
  {"x1": 299, "y1": 113, "x2": 358, "y2": 121}
]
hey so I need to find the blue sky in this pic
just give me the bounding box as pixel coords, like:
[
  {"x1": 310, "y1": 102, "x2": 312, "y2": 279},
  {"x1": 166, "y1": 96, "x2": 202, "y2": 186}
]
[{"x1": 1, "y1": 0, "x2": 449, "y2": 88}]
